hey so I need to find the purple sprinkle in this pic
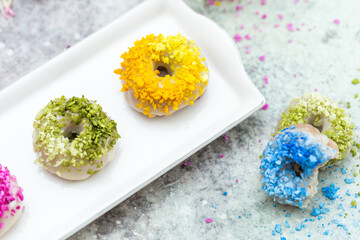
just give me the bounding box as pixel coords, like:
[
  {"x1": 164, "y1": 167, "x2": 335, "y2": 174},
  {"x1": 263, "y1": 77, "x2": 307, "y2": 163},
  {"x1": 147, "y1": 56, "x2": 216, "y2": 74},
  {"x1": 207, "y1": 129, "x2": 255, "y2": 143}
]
[
  {"x1": 184, "y1": 161, "x2": 191, "y2": 166},
  {"x1": 261, "y1": 103, "x2": 269, "y2": 110},
  {"x1": 219, "y1": 154, "x2": 224, "y2": 159}
]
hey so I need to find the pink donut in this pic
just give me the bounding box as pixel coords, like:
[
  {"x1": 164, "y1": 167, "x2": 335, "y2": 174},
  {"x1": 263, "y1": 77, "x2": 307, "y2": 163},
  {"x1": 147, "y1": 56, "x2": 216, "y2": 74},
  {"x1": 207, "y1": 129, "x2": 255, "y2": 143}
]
[{"x1": 0, "y1": 165, "x2": 24, "y2": 237}]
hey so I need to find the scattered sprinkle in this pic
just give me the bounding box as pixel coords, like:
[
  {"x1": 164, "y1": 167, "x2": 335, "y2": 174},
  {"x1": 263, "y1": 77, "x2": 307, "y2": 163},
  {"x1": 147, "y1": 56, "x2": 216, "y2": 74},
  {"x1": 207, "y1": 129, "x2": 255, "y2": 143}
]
[
  {"x1": 245, "y1": 34, "x2": 251, "y2": 40},
  {"x1": 184, "y1": 161, "x2": 191, "y2": 166},
  {"x1": 333, "y1": 19, "x2": 340, "y2": 25},
  {"x1": 219, "y1": 154, "x2": 224, "y2": 159},
  {"x1": 264, "y1": 75, "x2": 269, "y2": 84},
  {"x1": 322, "y1": 183, "x2": 340, "y2": 200},
  {"x1": 352, "y1": 79, "x2": 359, "y2": 85},
  {"x1": 223, "y1": 191, "x2": 227, "y2": 196},
  {"x1": 344, "y1": 178, "x2": 355, "y2": 184},
  {"x1": 274, "y1": 224, "x2": 282, "y2": 233},
  {"x1": 205, "y1": 218, "x2": 213, "y2": 223},
  {"x1": 278, "y1": 14, "x2": 283, "y2": 20},
  {"x1": 259, "y1": 55, "x2": 266, "y2": 61},
  {"x1": 310, "y1": 208, "x2": 321, "y2": 216},
  {"x1": 234, "y1": 33, "x2": 242, "y2": 42},
  {"x1": 261, "y1": 103, "x2": 269, "y2": 110},
  {"x1": 341, "y1": 168, "x2": 347, "y2": 174}
]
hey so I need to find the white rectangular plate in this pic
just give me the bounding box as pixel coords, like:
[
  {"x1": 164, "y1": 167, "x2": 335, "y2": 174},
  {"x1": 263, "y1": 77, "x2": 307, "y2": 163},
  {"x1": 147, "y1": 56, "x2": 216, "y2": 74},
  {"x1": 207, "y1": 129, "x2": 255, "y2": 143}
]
[{"x1": 0, "y1": 0, "x2": 265, "y2": 239}]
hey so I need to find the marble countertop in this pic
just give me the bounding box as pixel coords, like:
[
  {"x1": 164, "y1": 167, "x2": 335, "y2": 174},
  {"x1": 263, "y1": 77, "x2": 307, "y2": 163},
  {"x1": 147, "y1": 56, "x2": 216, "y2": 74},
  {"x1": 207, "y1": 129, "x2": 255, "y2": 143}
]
[{"x1": 1, "y1": 0, "x2": 360, "y2": 239}]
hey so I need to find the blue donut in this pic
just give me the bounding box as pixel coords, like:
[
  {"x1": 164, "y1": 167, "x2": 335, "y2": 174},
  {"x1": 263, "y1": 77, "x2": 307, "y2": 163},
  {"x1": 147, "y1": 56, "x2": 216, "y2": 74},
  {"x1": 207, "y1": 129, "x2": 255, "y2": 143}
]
[{"x1": 260, "y1": 124, "x2": 338, "y2": 207}]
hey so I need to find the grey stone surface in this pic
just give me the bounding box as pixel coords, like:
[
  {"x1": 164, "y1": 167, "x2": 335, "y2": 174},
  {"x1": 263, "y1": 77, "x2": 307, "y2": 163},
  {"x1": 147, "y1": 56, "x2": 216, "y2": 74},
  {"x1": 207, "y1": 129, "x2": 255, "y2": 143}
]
[{"x1": 1, "y1": 0, "x2": 360, "y2": 239}]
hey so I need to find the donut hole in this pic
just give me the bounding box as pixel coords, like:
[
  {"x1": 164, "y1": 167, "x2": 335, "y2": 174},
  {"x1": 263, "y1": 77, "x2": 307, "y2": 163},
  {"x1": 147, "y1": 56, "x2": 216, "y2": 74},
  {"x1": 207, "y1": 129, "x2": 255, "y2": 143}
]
[
  {"x1": 154, "y1": 63, "x2": 173, "y2": 77},
  {"x1": 307, "y1": 115, "x2": 326, "y2": 132},
  {"x1": 63, "y1": 123, "x2": 84, "y2": 142},
  {"x1": 292, "y1": 163, "x2": 304, "y2": 177}
]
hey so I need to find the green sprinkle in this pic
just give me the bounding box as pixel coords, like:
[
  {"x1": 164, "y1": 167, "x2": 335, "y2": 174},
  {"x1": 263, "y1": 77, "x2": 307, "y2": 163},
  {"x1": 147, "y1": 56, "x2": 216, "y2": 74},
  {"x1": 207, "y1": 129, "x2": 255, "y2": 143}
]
[
  {"x1": 354, "y1": 172, "x2": 358, "y2": 177},
  {"x1": 351, "y1": 200, "x2": 357, "y2": 207},
  {"x1": 351, "y1": 147, "x2": 357, "y2": 157},
  {"x1": 355, "y1": 94, "x2": 359, "y2": 99},
  {"x1": 347, "y1": 102, "x2": 351, "y2": 108},
  {"x1": 352, "y1": 79, "x2": 360, "y2": 85}
]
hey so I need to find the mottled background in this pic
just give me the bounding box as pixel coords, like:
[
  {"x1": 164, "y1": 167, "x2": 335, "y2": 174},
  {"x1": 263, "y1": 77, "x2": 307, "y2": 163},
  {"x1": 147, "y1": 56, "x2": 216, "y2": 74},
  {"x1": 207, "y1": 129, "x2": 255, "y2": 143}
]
[{"x1": 1, "y1": 0, "x2": 360, "y2": 239}]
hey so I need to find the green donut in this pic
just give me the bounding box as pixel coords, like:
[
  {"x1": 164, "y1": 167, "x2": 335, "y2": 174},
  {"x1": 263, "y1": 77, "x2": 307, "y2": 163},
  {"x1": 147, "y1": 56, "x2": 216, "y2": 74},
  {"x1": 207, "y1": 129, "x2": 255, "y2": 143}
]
[
  {"x1": 33, "y1": 96, "x2": 120, "y2": 180},
  {"x1": 277, "y1": 93, "x2": 354, "y2": 165}
]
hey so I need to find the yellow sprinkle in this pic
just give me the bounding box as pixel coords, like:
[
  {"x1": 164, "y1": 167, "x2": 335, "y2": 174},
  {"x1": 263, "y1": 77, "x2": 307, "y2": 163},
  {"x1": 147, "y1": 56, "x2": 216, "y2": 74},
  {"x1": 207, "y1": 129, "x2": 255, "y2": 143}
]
[{"x1": 215, "y1": 1, "x2": 220, "y2": 6}]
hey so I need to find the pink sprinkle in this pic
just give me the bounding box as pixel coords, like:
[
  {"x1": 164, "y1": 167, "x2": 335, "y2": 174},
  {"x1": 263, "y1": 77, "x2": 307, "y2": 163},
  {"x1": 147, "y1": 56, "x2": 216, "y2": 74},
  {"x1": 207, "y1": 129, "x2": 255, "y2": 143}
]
[
  {"x1": 261, "y1": 0, "x2": 266, "y2": 5},
  {"x1": 219, "y1": 154, "x2": 224, "y2": 159},
  {"x1": 288, "y1": 39, "x2": 293, "y2": 43},
  {"x1": 333, "y1": 19, "x2": 340, "y2": 25},
  {"x1": 223, "y1": 134, "x2": 229, "y2": 141},
  {"x1": 258, "y1": 139, "x2": 262, "y2": 143},
  {"x1": 278, "y1": 14, "x2": 283, "y2": 20},
  {"x1": 245, "y1": 34, "x2": 251, "y2": 40},
  {"x1": 236, "y1": 179, "x2": 239, "y2": 183},
  {"x1": 66, "y1": 45, "x2": 71, "y2": 49},
  {"x1": 261, "y1": 103, "x2": 269, "y2": 110},
  {"x1": 234, "y1": 34, "x2": 242, "y2": 42},
  {"x1": 264, "y1": 75, "x2": 269, "y2": 84},
  {"x1": 236, "y1": 5, "x2": 244, "y2": 11},
  {"x1": 293, "y1": 74, "x2": 297, "y2": 78},
  {"x1": 296, "y1": 27, "x2": 300, "y2": 31},
  {"x1": 245, "y1": 50, "x2": 250, "y2": 54},
  {"x1": 287, "y1": 23, "x2": 294, "y2": 32},
  {"x1": 240, "y1": 24, "x2": 244, "y2": 30},
  {"x1": 205, "y1": 218, "x2": 213, "y2": 223},
  {"x1": 6, "y1": 7, "x2": 15, "y2": 17},
  {"x1": 274, "y1": 24, "x2": 280, "y2": 28},
  {"x1": 255, "y1": 11, "x2": 259, "y2": 15},
  {"x1": 208, "y1": 0, "x2": 214, "y2": 5},
  {"x1": 259, "y1": 55, "x2": 266, "y2": 61},
  {"x1": 314, "y1": 88, "x2": 318, "y2": 92},
  {"x1": 262, "y1": 14, "x2": 267, "y2": 19},
  {"x1": 184, "y1": 161, "x2": 191, "y2": 166},
  {"x1": 0, "y1": 222, "x2": 3, "y2": 229}
]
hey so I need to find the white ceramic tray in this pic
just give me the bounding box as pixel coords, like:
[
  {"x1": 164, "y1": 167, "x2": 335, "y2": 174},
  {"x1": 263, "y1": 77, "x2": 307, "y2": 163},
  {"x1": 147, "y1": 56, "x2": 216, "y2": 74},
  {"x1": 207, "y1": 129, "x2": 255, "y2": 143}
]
[{"x1": 0, "y1": 0, "x2": 265, "y2": 239}]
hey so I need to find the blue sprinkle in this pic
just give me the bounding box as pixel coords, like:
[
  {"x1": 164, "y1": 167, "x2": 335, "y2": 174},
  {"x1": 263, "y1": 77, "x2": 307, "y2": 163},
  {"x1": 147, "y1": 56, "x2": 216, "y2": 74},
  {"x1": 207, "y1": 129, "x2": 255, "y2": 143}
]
[
  {"x1": 307, "y1": 234, "x2": 311, "y2": 237},
  {"x1": 321, "y1": 179, "x2": 325, "y2": 183},
  {"x1": 212, "y1": 204, "x2": 217, "y2": 209},
  {"x1": 289, "y1": 125, "x2": 295, "y2": 129},
  {"x1": 285, "y1": 213, "x2": 291, "y2": 217},
  {"x1": 223, "y1": 191, "x2": 228, "y2": 195},
  {"x1": 356, "y1": 193, "x2": 359, "y2": 198},
  {"x1": 273, "y1": 204, "x2": 277, "y2": 207},
  {"x1": 238, "y1": 216, "x2": 241, "y2": 218},
  {"x1": 346, "y1": 190, "x2": 351, "y2": 196},
  {"x1": 280, "y1": 237, "x2": 286, "y2": 240},
  {"x1": 354, "y1": 220, "x2": 359, "y2": 227},
  {"x1": 345, "y1": 178, "x2": 355, "y2": 184},
  {"x1": 321, "y1": 208, "x2": 330, "y2": 214},
  {"x1": 309, "y1": 219, "x2": 315, "y2": 222},
  {"x1": 323, "y1": 230, "x2": 330, "y2": 235},
  {"x1": 341, "y1": 168, "x2": 347, "y2": 174},
  {"x1": 295, "y1": 224, "x2": 302, "y2": 231},
  {"x1": 318, "y1": 216, "x2": 323, "y2": 220},
  {"x1": 272, "y1": 230, "x2": 276, "y2": 236},
  {"x1": 275, "y1": 224, "x2": 282, "y2": 233},
  {"x1": 285, "y1": 221, "x2": 290, "y2": 228},
  {"x1": 322, "y1": 183, "x2": 340, "y2": 200},
  {"x1": 310, "y1": 208, "x2": 321, "y2": 216},
  {"x1": 319, "y1": 202, "x2": 325, "y2": 209}
]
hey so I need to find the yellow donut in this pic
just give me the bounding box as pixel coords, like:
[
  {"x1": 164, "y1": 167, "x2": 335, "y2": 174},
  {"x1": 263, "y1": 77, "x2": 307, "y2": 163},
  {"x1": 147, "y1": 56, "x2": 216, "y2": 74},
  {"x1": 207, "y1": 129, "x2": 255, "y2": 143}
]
[{"x1": 114, "y1": 33, "x2": 209, "y2": 117}]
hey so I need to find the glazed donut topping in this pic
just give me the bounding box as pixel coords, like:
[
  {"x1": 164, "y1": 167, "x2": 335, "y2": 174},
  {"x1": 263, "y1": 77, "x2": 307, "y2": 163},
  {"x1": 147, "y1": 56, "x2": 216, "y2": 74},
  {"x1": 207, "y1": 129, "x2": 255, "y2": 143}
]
[
  {"x1": 114, "y1": 33, "x2": 209, "y2": 117},
  {"x1": 33, "y1": 96, "x2": 120, "y2": 171},
  {"x1": 0, "y1": 165, "x2": 23, "y2": 227}
]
